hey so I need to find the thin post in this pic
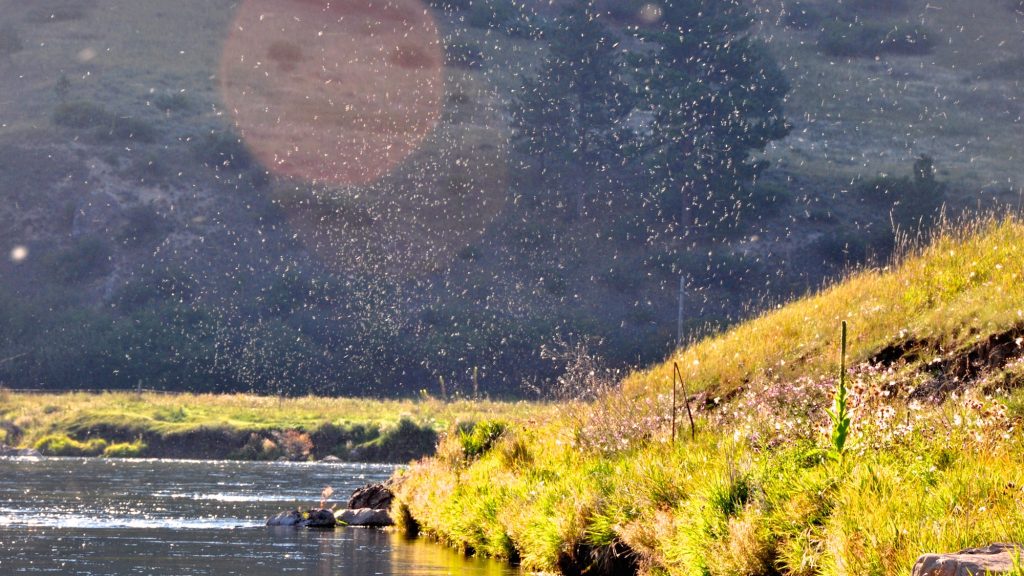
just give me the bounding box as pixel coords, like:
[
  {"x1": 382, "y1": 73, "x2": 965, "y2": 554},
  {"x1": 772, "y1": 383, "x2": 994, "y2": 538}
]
[
  {"x1": 671, "y1": 364, "x2": 677, "y2": 445},
  {"x1": 673, "y1": 362, "x2": 696, "y2": 441},
  {"x1": 676, "y1": 275, "x2": 685, "y2": 348}
]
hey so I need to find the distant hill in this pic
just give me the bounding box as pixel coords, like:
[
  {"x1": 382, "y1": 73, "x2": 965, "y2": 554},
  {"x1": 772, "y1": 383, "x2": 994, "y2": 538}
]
[{"x1": 0, "y1": 0, "x2": 1020, "y2": 396}]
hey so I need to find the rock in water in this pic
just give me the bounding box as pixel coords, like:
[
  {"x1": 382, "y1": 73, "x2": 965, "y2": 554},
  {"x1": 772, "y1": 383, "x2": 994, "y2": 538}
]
[
  {"x1": 302, "y1": 508, "x2": 337, "y2": 528},
  {"x1": 267, "y1": 508, "x2": 337, "y2": 528},
  {"x1": 266, "y1": 510, "x2": 303, "y2": 527},
  {"x1": 912, "y1": 543, "x2": 1023, "y2": 576},
  {"x1": 335, "y1": 508, "x2": 393, "y2": 527},
  {"x1": 347, "y1": 483, "x2": 394, "y2": 510}
]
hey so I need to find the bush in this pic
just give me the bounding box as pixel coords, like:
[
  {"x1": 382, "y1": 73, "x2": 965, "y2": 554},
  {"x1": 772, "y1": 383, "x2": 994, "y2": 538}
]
[
  {"x1": 44, "y1": 235, "x2": 113, "y2": 283},
  {"x1": 194, "y1": 131, "x2": 254, "y2": 170},
  {"x1": 34, "y1": 434, "x2": 108, "y2": 456},
  {"x1": 53, "y1": 100, "x2": 114, "y2": 129},
  {"x1": 115, "y1": 204, "x2": 171, "y2": 247},
  {"x1": 819, "y1": 20, "x2": 934, "y2": 57}
]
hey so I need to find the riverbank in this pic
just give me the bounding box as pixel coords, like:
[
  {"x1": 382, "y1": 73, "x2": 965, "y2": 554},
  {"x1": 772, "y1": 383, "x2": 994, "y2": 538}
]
[
  {"x1": 390, "y1": 217, "x2": 1024, "y2": 575},
  {"x1": 0, "y1": 392, "x2": 548, "y2": 462}
]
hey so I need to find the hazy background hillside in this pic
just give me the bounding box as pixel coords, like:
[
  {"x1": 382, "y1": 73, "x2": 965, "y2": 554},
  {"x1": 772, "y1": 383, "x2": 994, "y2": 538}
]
[{"x1": 0, "y1": 0, "x2": 1021, "y2": 396}]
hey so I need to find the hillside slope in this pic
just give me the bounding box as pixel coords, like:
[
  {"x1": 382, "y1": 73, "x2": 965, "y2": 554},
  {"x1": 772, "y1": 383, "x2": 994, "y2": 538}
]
[{"x1": 393, "y1": 216, "x2": 1024, "y2": 576}]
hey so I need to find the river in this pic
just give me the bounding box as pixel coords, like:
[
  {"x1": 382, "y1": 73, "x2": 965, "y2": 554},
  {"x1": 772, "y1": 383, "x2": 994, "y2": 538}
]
[{"x1": 0, "y1": 456, "x2": 518, "y2": 575}]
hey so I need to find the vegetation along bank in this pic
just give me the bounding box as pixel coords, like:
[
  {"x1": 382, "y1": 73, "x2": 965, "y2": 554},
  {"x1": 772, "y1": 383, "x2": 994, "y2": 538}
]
[{"x1": 0, "y1": 392, "x2": 545, "y2": 462}]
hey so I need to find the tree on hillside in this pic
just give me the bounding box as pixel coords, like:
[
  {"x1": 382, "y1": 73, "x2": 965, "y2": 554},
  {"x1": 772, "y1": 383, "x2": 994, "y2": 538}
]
[
  {"x1": 636, "y1": 0, "x2": 790, "y2": 230},
  {"x1": 510, "y1": 0, "x2": 633, "y2": 217}
]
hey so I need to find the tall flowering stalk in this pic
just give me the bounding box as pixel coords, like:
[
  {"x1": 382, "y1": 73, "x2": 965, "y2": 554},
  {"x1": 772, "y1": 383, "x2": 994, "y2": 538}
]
[{"x1": 826, "y1": 321, "x2": 852, "y2": 461}]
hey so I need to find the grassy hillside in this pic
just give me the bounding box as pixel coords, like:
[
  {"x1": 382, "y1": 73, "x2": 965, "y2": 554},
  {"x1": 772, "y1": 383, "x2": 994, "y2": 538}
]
[
  {"x1": 392, "y1": 216, "x2": 1024, "y2": 575},
  {"x1": 0, "y1": 390, "x2": 547, "y2": 461},
  {"x1": 3, "y1": 0, "x2": 1024, "y2": 396}
]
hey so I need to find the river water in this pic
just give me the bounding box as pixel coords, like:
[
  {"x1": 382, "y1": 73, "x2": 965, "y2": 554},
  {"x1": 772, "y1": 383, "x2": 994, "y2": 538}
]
[{"x1": 0, "y1": 456, "x2": 517, "y2": 575}]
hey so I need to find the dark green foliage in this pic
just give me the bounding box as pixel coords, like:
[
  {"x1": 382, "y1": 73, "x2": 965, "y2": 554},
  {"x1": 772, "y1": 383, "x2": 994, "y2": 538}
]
[
  {"x1": 195, "y1": 131, "x2": 254, "y2": 170},
  {"x1": 44, "y1": 236, "x2": 113, "y2": 283},
  {"x1": 854, "y1": 155, "x2": 945, "y2": 231},
  {"x1": 636, "y1": 0, "x2": 790, "y2": 227},
  {"x1": 114, "y1": 267, "x2": 194, "y2": 310},
  {"x1": 53, "y1": 101, "x2": 113, "y2": 129},
  {"x1": 818, "y1": 20, "x2": 934, "y2": 58},
  {"x1": 115, "y1": 204, "x2": 171, "y2": 247},
  {"x1": 510, "y1": 0, "x2": 633, "y2": 203},
  {"x1": 355, "y1": 418, "x2": 439, "y2": 462}
]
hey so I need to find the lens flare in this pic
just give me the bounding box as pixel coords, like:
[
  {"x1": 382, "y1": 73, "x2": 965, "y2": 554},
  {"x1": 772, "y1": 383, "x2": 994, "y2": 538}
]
[
  {"x1": 9, "y1": 246, "x2": 28, "y2": 263},
  {"x1": 219, "y1": 0, "x2": 445, "y2": 187}
]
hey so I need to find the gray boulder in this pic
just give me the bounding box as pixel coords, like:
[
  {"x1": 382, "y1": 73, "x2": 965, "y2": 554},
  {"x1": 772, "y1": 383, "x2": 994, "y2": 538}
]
[
  {"x1": 335, "y1": 508, "x2": 393, "y2": 527},
  {"x1": 912, "y1": 543, "x2": 1023, "y2": 576},
  {"x1": 267, "y1": 510, "x2": 303, "y2": 527},
  {"x1": 347, "y1": 483, "x2": 393, "y2": 510}
]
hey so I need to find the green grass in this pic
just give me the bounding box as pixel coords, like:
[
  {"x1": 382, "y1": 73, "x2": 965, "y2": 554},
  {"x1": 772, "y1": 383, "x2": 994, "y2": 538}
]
[
  {"x1": 393, "y1": 216, "x2": 1024, "y2": 575},
  {"x1": 0, "y1": 391, "x2": 550, "y2": 462}
]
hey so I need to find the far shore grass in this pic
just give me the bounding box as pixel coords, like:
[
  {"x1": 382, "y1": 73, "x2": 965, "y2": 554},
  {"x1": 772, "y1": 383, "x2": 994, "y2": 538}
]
[{"x1": 0, "y1": 391, "x2": 550, "y2": 462}]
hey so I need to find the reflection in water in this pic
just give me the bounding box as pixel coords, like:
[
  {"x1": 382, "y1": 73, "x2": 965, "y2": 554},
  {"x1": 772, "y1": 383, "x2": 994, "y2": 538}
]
[{"x1": 0, "y1": 457, "x2": 517, "y2": 576}]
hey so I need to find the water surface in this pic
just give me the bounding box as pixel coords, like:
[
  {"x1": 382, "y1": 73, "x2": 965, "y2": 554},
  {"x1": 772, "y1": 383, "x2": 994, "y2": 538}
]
[{"x1": 0, "y1": 457, "x2": 517, "y2": 575}]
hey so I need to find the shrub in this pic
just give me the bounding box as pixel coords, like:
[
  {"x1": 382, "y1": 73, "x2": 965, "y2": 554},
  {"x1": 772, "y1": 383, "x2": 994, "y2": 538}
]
[
  {"x1": 115, "y1": 204, "x2": 171, "y2": 247},
  {"x1": 34, "y1": 434, "x2": 108, "y2": 456},
  {"x1": 819, "y1": 20, "x2": 934, "y2": 57},
  {"x1": 53, "y1": 100, "x2": 113, "y2": 129},
  {"x1": 44, "y1": 235, "x2": 113, "y2": 283},
  {"x1": 194, "y1": 131, "x2": 254, "y2": 170}
]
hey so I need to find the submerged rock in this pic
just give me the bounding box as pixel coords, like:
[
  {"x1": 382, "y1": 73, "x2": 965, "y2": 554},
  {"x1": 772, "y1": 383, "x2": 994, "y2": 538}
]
[
  {"x1": 347, "y1": 483, "x2": 393, "y2": 510},
  {"x1": 320, "y1": 455, "x2": 342, "y2": 463},
  {"x1": 335, "y1": 508, "x2": 393, "y2": 527},
  {"x1": 912, "y1": 543, "x2": 1023, "y2": 576}
]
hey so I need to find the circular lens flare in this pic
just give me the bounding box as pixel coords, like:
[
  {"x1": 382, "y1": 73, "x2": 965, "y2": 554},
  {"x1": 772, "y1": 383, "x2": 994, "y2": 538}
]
[
  {"x1": 9, "y1": 245, "x2": 28, "y2": 263},
  {"x1": 219, "y1": 0, "x2": 444, "y2": 187}
]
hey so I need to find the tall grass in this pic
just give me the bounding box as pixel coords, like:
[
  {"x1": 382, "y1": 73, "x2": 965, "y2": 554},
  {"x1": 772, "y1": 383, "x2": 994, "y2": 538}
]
[{"x1": 394, "y1": 216, "x2": 1024, "y2": 575}]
